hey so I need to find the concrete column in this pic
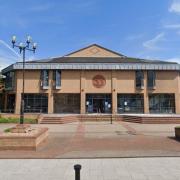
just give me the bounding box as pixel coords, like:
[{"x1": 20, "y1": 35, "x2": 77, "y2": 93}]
[
  {"x1": 48, "y1": 71, "x2": 54, "y2": 114},
  {"x1": 175, "y1": 72, "x2": 180, "y2": 114},
  {"x1": 144, "y1": 71, "x2": 149, "y2": 114},
  {"x1": 80, "y1": 70, "x2": 86, "y2": 114},
  {"x1": 48, "y1": 92, "x2": 54, "y2": 114},
  {"x1": 15, "y1": 93, "x2": 21, "y2": 114},
  {"x1": 111, "y1": 71, "x2": 117, "y2": 114}
]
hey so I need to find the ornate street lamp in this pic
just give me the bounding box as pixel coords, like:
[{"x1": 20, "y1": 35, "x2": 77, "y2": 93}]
[{"x1": 12, "y1": 36, "x2": 37, "y2": 124}]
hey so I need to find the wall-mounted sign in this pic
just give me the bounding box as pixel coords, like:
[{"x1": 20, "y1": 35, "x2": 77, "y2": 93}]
[{"x1": 92, "y1": 75, "x2": 106, "y2": 88}]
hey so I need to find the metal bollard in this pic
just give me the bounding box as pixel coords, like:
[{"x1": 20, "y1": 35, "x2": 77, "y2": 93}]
[{"x1": 74, "y1": 164, "x2": 81, "y2": 180}]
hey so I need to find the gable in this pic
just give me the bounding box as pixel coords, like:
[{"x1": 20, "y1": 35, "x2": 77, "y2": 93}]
[{"x1": 65, "y1": 44, "x2": 123, "y2": 57}]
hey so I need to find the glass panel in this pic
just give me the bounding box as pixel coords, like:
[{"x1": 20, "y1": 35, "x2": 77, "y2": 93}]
[
  {"x1": 149, "y1": 94, "x2": 175, "y2": 113},
  {"x1": 5, "y1": 72, "x2": 15, "y2": 90},
  {"x1": 56, "y1": 70, "x2": 61, "y2": 87},
  {"x1": 147, "y1": 71, "x2": 156, "y2": 88},
  {"x1": 24, "y1": 94, "x2": 48, "y2": 113},
  {"x1": 117, "y1": 94, "x2": 144, "y2": 113},
  {"x1": 136, "y1": 71, "x2": 144, "y2": 88},
  {"x1": 41, "y1": 70, "x2": 49, "y2": 87},
  {"x1": 86, "y1": 94, "x2": 112, "y2": 113},
  {"x1": 54, "y1": 94, "x2": 80, "y2": 113},
  {"x1": 0, "y1": 94, "x2": 3, "y2": 112},
  {"x1": 6, "y1": 94, "x2": 15, "y2": 113}
]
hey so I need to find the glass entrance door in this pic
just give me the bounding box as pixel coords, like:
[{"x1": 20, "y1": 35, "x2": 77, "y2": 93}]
[{"x1": 86, "y1": 94, "x2": 111, "y2": 114}]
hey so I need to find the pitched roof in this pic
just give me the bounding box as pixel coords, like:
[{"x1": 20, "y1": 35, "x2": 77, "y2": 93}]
[
  {"x1": 64, "y1": 44, "x2": 124, "y2": 57},
  {"x1": 28, "y1": 56, "x2": 177, "y2": 64},
  {"x1": 26, "y1": 44, "x2": 177, "y2": 65}
]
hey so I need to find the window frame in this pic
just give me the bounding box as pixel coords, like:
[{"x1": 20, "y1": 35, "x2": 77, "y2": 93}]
[
  {"x1": 40, "y1": 70, "x2": 49, "y2": 89},
  {"x1": 135, "y1": 70, "x2": 144, "y2": 89},
  {"x1": 147, "y1": 70, "x2": 156, "y2": 89}
]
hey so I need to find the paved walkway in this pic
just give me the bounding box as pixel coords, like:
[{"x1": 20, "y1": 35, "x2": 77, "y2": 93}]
[
  {"x1": 0, "y1": 158, "x2": 180, "y2": 180},
  {"x1": 0, "y1": 121, "x2": 179, "y2": 158}
]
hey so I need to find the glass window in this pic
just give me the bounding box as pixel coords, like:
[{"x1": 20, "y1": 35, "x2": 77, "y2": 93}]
[
  {"x1": 86, "y1": 94, "x2": 112, "y2": 113},
  {"x1": 24, "y1": 94, "x2": 48, "y2": 113},
  {"x1": 147, "y1": 71, "x2": 156, "y2": 88},
  {"x1": 117, "y1": 94, "x2": 144, "y2": 113},
  {"x1": 149, "y1": 94, "x2": 175, "y2": 114},
  {"x1": 5, "y1": 71, "x2": 15, "y2": 90},
  {"x1": 136, "y1": 71, "x2": 144, "y2": 88},
  {"x1": 41, "y1": 70, "x2": 49, "y2": 88},
  {"x1": 6, "y1": 94, "x2": 15, "y2": 113},
  {"x1": 0, "y1": 94, "x2": 3, "y2": 112},
  {"x1": 54, "y1": 94, "x2": 80, "y2": 113},
  {"x1": 53, "y1": 70, "x2": 61, "y2": 88}
]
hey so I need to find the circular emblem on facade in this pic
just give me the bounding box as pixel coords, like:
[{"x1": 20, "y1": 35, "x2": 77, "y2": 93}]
[{"x1": 92, "y1": 75, "x2": 106, "y2": 88}]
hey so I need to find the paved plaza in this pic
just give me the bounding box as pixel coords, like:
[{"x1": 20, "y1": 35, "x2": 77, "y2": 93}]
[
  {"x1": 0, "y1": 121, "x2": 179, "y2": 158},
  {"x1": 0, "y1": 158, "x2": 180, "y2": 180}
]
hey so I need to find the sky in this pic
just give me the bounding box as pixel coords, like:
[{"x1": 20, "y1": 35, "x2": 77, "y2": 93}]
[{"x1": 1, "y1": 0, "x2": 180, "y2": 70}]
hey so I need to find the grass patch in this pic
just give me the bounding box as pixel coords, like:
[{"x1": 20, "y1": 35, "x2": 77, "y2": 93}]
[
  {"x1": 4, "y1": 128, "x2": 11, "y2": 133},
  {"x1": 0, "y1": 118, "x2": 37, "y2": 124}
]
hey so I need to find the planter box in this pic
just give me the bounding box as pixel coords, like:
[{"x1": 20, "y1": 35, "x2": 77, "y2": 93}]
[
  {"x1": 175, "y1": 127, "x2": 180, "y2": 140},
  {"x1": 0, "y1": 127, "x2": 48, "y2": 150}
]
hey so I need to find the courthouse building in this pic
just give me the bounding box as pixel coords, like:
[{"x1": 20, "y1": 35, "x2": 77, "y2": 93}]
[{"x1": 1, "y1": 44, "x2": 180, "y2": 115}]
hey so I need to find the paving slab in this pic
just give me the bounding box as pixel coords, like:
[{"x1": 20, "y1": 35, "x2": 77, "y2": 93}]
[{"x1": 0, "y1": 158, "x2": 180, "y2": 180}]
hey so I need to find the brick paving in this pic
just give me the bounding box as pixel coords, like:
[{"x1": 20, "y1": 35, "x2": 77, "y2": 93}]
[{"x1": 0, "y1": 121, "x2": 179, "y2": 158}]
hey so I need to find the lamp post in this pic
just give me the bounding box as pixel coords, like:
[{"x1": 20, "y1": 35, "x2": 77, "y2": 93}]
[{"x1": 12, "y1": 36, "x2": 37, "y2": 124}]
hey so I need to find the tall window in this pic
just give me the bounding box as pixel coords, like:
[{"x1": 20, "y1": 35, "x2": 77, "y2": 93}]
[
  {"x1": 5, "y1": 71, "x2": 15, "y2": 90},
  {"x1": 24, "y1": 94, "x2": 48, "y2": 113},
  {"x1": 117, "y1": 94, "x2": 144, "y2": 113},
  {"x1": 136, "y1": 71, "x2": 144, "y2": 89},
  {"x1": 6, "y1": 94, "x2": 15, "y2": 113},
  {"x1": 147, "y1": 71, "x2": 156, "y2": 89},
  {"x1": 54, "y1": 94, "x2": 80, "y2": 113},
  {"x1": 149, "y1": 94, "x2": 175, "y2": 114},
  {"x1": 41, "y1": 70, "x2": 49, "y2": 89},
  {"x1": 53, "y1": 70, "x2": 61, "y2": 89}
]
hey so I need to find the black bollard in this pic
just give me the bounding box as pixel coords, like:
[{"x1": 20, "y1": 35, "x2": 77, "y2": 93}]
[{"x1": 74, "y1": 164, "x2": 81, "y2": 180}]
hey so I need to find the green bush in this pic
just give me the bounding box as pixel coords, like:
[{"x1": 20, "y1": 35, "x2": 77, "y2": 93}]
[
  {"x1": 4, "y1": 128, "x2": 11, "y2": 133},
  {"x1": 0, "y1": 118, "x2": 37, "y2": 124}
]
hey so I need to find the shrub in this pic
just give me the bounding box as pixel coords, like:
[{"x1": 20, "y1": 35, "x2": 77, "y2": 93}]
[{"x1": 0, "y1": 118, "x2": 37, "y2": 124}]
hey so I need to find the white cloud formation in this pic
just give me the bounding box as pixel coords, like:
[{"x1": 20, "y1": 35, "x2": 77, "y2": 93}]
[
  {"x1": 0, "y1": 39, "x2": 21, "y2": 71},
  {"x1": 164, "y1": 23, "x2": 180, "y2": 29},
  {"x1": 29, "y1": 3, "x2": 54, "y2": 12},
  {"x1": 169, "y1": 0, "x2": 180, "y2": 14},
  {"x1": 143, "y1": 33, "x2": 165, "y2": 50},
  {"x1": 126, "y1": 34, "x2": 144, "y2": 41}
]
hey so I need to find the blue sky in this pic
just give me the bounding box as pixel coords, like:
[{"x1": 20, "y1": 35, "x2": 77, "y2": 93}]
[{"x1": 1, "y1": 0, "x2": 180, "y2": 69}]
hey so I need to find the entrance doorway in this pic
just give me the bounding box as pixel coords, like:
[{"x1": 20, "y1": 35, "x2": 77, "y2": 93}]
[{"x1": 86, "y1": 94, "x2": 111, "y2": 114}]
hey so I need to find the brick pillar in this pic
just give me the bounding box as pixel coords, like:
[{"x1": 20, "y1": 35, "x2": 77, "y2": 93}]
[
  {"x1": 80, "y1": 70, "x2": 86, "y2": 114},
  {"x1": 144, "y1": 71, "x2": 149, "y2": 114},
  {"x1": 48, "y1": 71, "x2": 54, "y2": 114},
  {"x1": 15, "y1": 93, "x2": 21, "y2": 114},
  {"x1": 111, "y1": 71, "x2": 117, "y2": 114}
]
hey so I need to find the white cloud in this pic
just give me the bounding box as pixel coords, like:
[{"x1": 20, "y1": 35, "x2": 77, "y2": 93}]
[
  {"x1": 0, "y1": 39, "x2": 21, "y2": 71},
  {"x1": 29, "y1": 3, "x2": 54, "y2": 12},
  {"x1": 126, "y1": 34, "x2": 144, "y2": 41},
  {"x1": 169, "y1": 0, "x2": 180, "y2": 14},
  {"x1": 164, "y1": 23, "x2": 180, "y2": 29},
  {"x1": 143, "y1": 33, "x2": 165, "y2": 50}
]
